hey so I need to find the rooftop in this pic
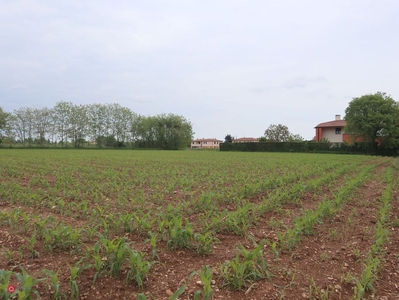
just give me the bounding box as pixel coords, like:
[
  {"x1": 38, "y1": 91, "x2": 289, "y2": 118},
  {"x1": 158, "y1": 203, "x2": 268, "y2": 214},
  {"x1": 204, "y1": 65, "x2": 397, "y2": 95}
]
[
  {"x1": 192, "y1": 138, "x2": 223, "y2": 142},
  {"x1": 315, "y1": 120, "x2": 347, "y2": 128},
  {"x1": 234, "y1": 137, "x2": 259, "y2": 141}
]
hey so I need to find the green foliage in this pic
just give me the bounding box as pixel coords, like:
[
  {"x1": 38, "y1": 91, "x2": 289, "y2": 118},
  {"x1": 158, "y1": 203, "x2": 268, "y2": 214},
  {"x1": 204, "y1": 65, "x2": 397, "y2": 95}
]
[
  {"x1": 194, "y1": 265, "x2": 214, "y2": 300},
  {"x1": 264, "y1": 124, "x2": 292, "y2": 142},
  {"x1": 0, "y1": 150, "x2": 394, "y2": 298},
  {"x1": 134, "y1": 113, "x2": 194, "y2": 150},
  {"x1": 43, "y1": 269, "x2": 66, "y2": 300},
  {"x1": 0, "y1": 270, "x2": 15, "y2": 299},
  {"x1": 15, "y1": 267, "x2": 46, "y2": 300},
  {"x1": 345, "y1": 92, "x2": 399, "y2": 152},
  {"x1": 165, "y1": 216, "x2": 194, "y2": 250},
  {"x1": 353, "y1": 255, "x2": 379, "y2": 299},
  {"x1": 0, "y1": 106, "x2": 9, "y2": 138},
  {"x1": 264, "y1": 124, "x2": 303, "y2": 142},
  {"x1": 224, "y1": 134, "x2": 233, "y2": 143},
  {"x1": 68, "y1": 260, "x2": 91, "y2": 299},
  {"x1": 219, "y1": 241, "x2": 272, "y2": 290},
  {"x1": 6, "y1": 102, "x2": 194, "y2": 149},
  {"x1": 194, "y1": 232, "x2": 218, "y2": 255},
  {"x1": 98, "y1": 237, "x2": 130, "y2": 275},
  {"x1": 220, "y1": 140, "x2": 397, "y2": 155},
  {"x1": 125, "y1": 249, "x2": 154, "y2": 288}
]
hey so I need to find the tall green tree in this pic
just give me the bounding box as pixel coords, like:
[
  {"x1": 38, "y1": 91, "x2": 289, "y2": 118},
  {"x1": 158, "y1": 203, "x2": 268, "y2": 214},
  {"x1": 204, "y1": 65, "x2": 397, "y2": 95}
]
[
  {"x1": 34, "y1": 107, "x2": 53, "y2": 146},
  {"x1": 0, "y1": 106, "x2": 9, "y2": 137},
  {"x1": 344, "y1": 92, "x2": 399, "y2": 152},
  {"x1": 12, "y1": 106, "x2": 35, "y2": 146},
  {"x1": 53, "y1": 101, "x2": 73, "y2": 146},
  {"x1": 264, "y1": 124, "x2": 291, "y2": 142},
  {"x1": 263, "y1": 124, "x2": 303, "y2": 142},
  {"x1": 224, "y1": 134, "x2": 233, "y2": 143},
  {"x1": 134, "y1": 114, "x2": 193, "y2": 149},
  {"x1": 67, "y1": 104, "x2": 89, "y2": 148}
]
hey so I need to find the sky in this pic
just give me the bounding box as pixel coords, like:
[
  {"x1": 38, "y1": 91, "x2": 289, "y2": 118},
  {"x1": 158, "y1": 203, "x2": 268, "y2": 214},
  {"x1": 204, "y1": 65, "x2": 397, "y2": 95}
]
[{"x1": 1, "y1": 0, "x2": 398, "y2": 140}]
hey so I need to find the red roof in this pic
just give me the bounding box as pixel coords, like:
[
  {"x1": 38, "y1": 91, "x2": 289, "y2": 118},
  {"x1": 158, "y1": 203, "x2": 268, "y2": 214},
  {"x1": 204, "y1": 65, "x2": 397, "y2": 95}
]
[
  {"x1": 192, "y1": 138, "x2": 222, "y2": 142},
  {"x1": 315, "y1": 120, "x2": 346, "y2": 128},
  {"x1": 234, "y1": 137, "x2": 259, "y2": 142}
]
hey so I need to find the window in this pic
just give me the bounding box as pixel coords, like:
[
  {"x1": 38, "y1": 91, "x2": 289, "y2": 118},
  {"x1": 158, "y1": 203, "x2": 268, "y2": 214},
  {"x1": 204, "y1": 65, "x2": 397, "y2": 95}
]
[{"x1": 335, "y1": 128, "x2": 341, "y2": 134}]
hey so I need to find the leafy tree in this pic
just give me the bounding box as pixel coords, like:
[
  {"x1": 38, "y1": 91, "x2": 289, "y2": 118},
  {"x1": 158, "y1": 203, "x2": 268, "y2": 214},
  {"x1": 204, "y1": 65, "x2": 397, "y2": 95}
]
[
  {"x1": 224, "y1": 134, "x2": 233, "y2": 143},
  {"x1": 153, "y1": 114, "x2": 194, "y2": 150},
  {"x1": 264, "y1": 124, "x2": 304, "y2": 142},
  {"x1": 12, "y1": 106, "x2": 35, "y2": 146},
  {"x1": 264, "y1": 124, "x2": 291, "y2": 142},
  {"x1": 67, "y1": 104, "x2": 89, "y2": 148},
  {"x1": 105, "y1": 135, "x2": 117, "y2": 147},
  {"x1": 344, "y1": 92, "x2": 399, "y2": 153},
  {"x1": 0, "y1": 106, "x2": 9, "y2": 137},
  {"x1": 5, "y1": 102, "x2": 193, "y2": 149},
  {"x1": 288, "y1": 134, "x2": 304, "y2": 142},
  {"x1": 34, "y1": 107, "x2": 53, "y2": 146},
  {"x1": 53, "y1": 101, "x2": 73, "y2": 146},
  {"x1": 87, "y1": 103, "x2": 109, "y2": 146},
  {"x1": 134, "y1": 114, "x2": 193, "y2": 149}
]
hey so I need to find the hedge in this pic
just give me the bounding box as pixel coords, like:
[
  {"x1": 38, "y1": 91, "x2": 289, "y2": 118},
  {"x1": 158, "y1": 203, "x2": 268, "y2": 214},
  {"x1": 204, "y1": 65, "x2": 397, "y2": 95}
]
[{"x1": 219, "y1": 142, "x2": 398, "y2": 156}]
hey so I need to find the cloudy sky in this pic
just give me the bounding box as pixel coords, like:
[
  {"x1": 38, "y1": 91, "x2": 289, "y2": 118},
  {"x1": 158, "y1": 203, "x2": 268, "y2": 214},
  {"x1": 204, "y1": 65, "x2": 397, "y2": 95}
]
[{"x1": 1, "y1": 1, "x2": 398, "y2": 140}]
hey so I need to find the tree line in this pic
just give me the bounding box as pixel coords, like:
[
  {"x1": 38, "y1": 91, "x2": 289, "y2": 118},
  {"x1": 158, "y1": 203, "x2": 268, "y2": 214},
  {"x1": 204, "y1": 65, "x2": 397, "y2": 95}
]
[
  {"x1": 0, "y1": 102, "x2": 194, "y2": 150},
  {"x1": 224, "y1": 92, "x2": 399, "y2": 155},
  {"x1": 224, "y1": 124, "x2": 304, "y2": 143}
]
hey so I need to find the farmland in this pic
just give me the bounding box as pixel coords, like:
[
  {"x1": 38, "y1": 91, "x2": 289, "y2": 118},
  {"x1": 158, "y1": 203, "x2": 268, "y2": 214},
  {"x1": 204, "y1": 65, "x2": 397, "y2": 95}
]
[{"x1": 0, "y1": 150, "x2": 398, "y2": 299}]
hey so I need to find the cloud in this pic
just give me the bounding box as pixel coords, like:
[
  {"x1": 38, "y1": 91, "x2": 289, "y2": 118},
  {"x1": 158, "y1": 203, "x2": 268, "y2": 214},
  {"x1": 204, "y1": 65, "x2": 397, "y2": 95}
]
[
  {"x1": 1, "y1": 1, "x2": 399, "y2": 141},
  {"x1": 282, "y1": 76, "x2": 328, "y2": 89},
  {"x1": 9, "y1": 83, "x2": 24, "y2": 90}
]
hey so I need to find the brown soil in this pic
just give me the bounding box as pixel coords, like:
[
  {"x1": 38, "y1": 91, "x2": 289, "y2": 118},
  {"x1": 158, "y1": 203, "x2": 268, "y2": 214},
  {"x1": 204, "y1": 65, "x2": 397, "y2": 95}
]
[{"x1": 1, "y1": 161, "x2": 398, "y2": 300}]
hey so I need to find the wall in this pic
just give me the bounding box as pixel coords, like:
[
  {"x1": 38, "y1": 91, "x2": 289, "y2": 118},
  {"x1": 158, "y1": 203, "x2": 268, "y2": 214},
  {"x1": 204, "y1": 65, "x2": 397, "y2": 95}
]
[{"x1": 322, "y1": 128, "x2": 343, "y2": 143}]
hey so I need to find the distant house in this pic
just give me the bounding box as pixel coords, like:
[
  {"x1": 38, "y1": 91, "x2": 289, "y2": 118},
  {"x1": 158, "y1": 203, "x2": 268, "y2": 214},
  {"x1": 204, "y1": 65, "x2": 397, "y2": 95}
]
[
  {"x1": 191, "y1": 138, "x2": 223, "y2": 149},
  {"x1": 233, "y1": 137, "x2": 259, "y2": 143},
  {"x1": 315, "y1": 115, "x2": 352, "y2": 143}
]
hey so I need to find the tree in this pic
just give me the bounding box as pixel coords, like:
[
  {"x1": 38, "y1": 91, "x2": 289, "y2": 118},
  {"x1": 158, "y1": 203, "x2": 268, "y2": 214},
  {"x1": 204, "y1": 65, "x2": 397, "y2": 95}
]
[
  {"x1": 134, "y1": 114, "x2": 193, "y2": 149},
  {"x1": 53, "y1": 101, "x2": 74, "y2": 146},
  {"x1": 264, "y1": 124, "x2": 304, "y2": 142},
  {"x1": 12, "y1": 107, "x2": 35, "y2": 146},
  {"x1": 0, "y1": 106, "x2": 9, "y2": 137},
  {"x1": 87, "y1": 103, "x2": 109, "y2": 146},
  {"x1": 153, "y1": 114, "x2": 194, "y2": 150},
  {"x1": 67, "y1": 104, "x2": 89, "y2": 148},
  {"x1": 34, "y1": 107, "x2": 53, "y2": 146},
  {"x1": 288, "y1": 134, "x2": 304, "y2": 142},
  {"x1": 224, "y1": 134, "x2": 233, "y2": 143},
  {"x1": 344, "y1": 92, "x2": 399, "y2": 153},
  {"x1": 264, "y1": 124, "x2": 291, "y2": 142}
]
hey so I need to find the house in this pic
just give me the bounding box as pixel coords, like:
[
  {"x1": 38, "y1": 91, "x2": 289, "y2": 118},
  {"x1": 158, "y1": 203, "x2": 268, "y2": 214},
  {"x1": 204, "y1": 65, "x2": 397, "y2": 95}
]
[
  {"x1": 233, "y1": 137, "x2": 259, "y2": 143},
  {"x1": 191, "y1": 138, "x2": 223, "y2": 149},
  {"x1": 314, "y1": 115, "x2": 352, "y2": 143}
]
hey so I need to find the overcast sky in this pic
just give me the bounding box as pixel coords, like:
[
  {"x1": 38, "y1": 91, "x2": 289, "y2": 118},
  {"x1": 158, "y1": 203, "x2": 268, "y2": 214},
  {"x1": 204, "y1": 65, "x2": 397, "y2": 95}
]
[{"x1": 1, "y1": 1, "x2": 398, "y2": 140}]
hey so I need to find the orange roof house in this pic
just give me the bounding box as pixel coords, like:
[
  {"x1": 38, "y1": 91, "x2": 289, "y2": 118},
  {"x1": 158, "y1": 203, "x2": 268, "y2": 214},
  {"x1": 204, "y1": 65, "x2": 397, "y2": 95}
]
[
  {"x1": 315, "y1": 115, "x2": 352, "y2": 143},
  {"x1": 191, "y1": 138, "x2": 222, "y2": 149}
]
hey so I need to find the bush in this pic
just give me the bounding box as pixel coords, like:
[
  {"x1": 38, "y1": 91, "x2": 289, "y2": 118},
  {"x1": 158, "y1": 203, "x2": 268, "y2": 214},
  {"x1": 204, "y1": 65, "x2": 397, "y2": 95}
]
[{"x1": 219, "y1": 142, "x2": 397, "y2": 156}]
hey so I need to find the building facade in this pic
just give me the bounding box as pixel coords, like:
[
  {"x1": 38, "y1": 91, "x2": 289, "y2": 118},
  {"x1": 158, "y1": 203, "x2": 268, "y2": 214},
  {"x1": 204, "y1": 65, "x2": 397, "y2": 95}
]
[
  {"x1": 315, "y1": 115, "x2": 352, "y2": 143},
  {"x1": 191, "y1": 138, "x2": 223, "y2": 149}
]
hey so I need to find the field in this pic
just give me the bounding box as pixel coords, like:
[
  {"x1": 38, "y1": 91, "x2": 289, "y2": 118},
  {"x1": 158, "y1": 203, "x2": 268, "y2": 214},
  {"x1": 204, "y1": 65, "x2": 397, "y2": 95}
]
[{"x1": 0, "y1": 150, "x2": 398, "y2": 300}]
